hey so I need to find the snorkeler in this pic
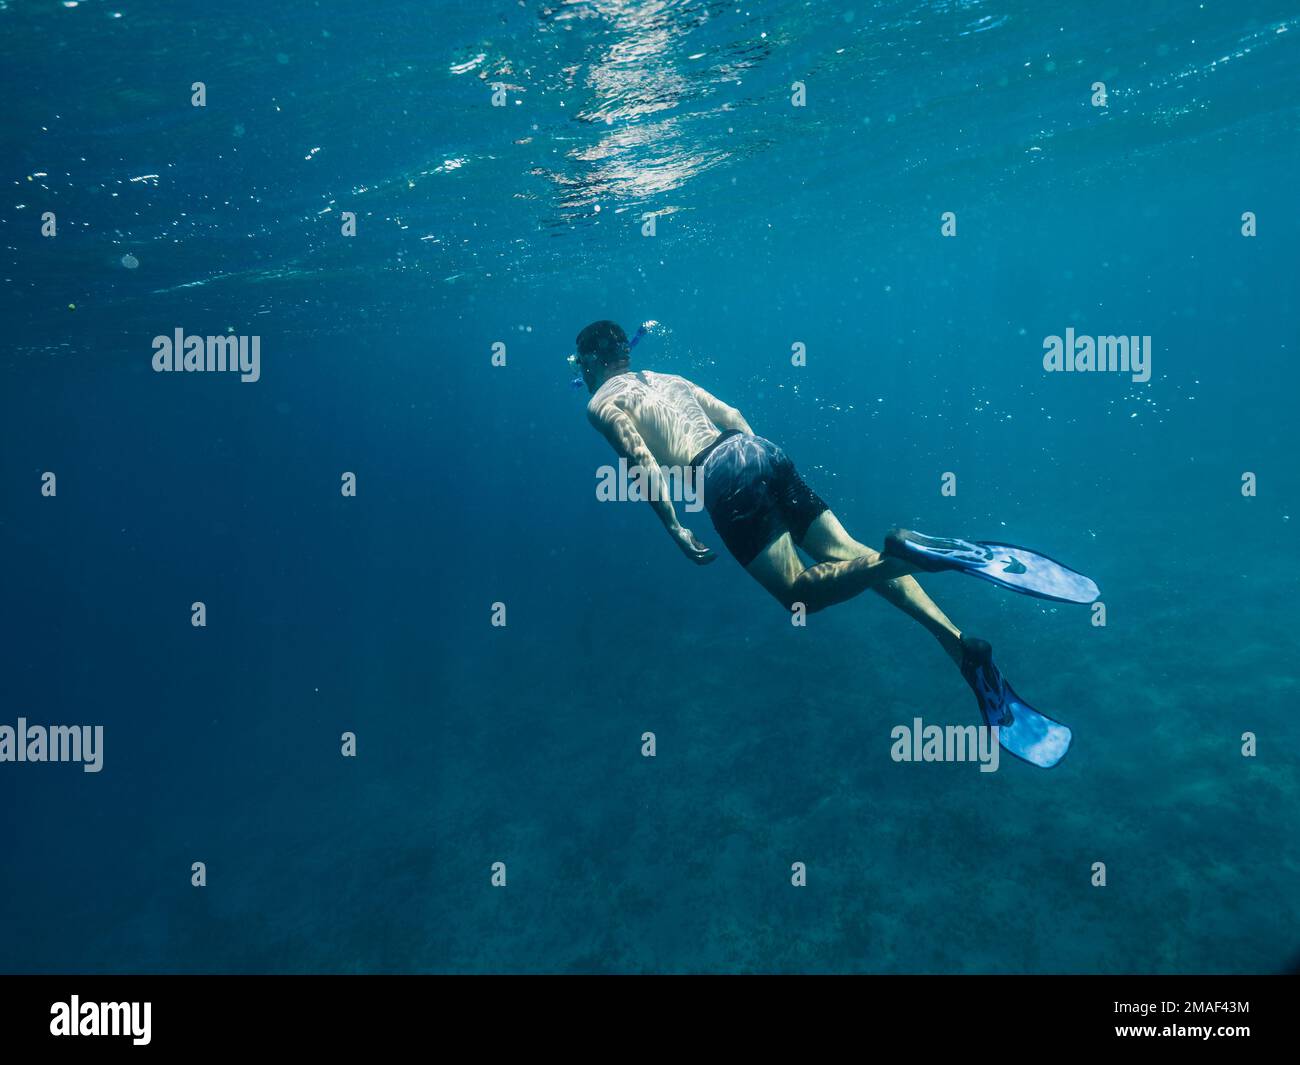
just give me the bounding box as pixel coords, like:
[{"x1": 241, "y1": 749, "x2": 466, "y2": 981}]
[{"x1": 574, "y1": 319, "x2": 1099, "y2": 768}]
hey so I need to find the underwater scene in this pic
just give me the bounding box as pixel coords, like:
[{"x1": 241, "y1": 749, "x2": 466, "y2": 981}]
[{"x1": 1, "y1": 0, "x2": 1298, "y2": 973}]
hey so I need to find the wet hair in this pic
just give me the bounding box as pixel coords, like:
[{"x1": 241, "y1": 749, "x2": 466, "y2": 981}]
[{"x1": 576, "y1": 320, "x2": 630, "y2": 366}]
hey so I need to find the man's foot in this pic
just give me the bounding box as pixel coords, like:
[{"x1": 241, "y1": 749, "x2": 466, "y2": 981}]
[
  {"x1": 959, "y1": 635, "x2": 1014, "y2": 727},
  {"x1": 884, "y1": 528, "x2": 993, "y2": 573},
  {"x1": 883, "y1": 528, "x2": 1100, "y2": 604},
  {"x1": 958, "y1": 635, "x2": 1074, "y2": 767}
]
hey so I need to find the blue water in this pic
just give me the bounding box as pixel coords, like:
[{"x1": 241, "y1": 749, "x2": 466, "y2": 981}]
[{"x1": 2, "y1": 1, "x2": 1298, "y2": 973}]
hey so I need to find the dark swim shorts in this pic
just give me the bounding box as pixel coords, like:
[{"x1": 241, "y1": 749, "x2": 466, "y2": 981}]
[{"x1": 691, "y1": 430, "x2": 830, "y2": 567}]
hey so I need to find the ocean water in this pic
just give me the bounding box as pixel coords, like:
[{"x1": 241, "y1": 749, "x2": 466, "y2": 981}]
[{"x1": 2, "y1": 0, "x2": 1298, "y2": 974}]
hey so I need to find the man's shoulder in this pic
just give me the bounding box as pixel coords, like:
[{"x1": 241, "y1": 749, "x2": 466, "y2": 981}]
[
  {"x1": 588, "y1": 372, "x2": 644, "y2": 409},
  {"x1": 659, "y1": 370, "x2": 703, "y2": 390},
  {"x1": 586, "y1": 384, "x2": 623, "y2": 424},
  {"x1": 640, "y1": 369, "x2": 698, "y2": 392},
  {"x1": 585, "y1": 394, "x2": 608, "y2": 418}
]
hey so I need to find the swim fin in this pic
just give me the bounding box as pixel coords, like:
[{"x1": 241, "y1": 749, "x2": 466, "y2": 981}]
[
  {"x1": 960, "y1": 636, "x2": 1071, "y2": 768},
  {"x1": 884, "y1": 528, "x2": 1099, "y2": 604}
]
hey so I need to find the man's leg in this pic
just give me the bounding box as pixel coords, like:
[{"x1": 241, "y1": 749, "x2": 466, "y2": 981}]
[
  {"x1": 799, "y1": 511, "x2": 964, "y2": 667},
  {"x1": 744, "y1": 529, "x2": 917, "y2": 615}
]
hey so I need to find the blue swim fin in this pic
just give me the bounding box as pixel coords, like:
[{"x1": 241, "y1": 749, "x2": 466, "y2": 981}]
[
  {"x1": 960, "y1": 636, "x2": 1071, "y2": 768},
  {"x1": 885, "y1": 528, "x2": 1099, "y2": 604}
]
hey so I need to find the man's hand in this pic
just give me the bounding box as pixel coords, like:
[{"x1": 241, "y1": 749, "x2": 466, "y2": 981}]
[
  {"x1": 588, "y1": 402, "x2": 717, "y2": 565},
  {"x1": 673, "y1": 526, "x2": 717, "y2": 565}
]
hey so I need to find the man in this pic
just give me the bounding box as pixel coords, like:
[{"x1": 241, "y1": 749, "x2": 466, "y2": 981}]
[{"x1": 575, "y1": 319, "x2": 1080, "y2": 768}]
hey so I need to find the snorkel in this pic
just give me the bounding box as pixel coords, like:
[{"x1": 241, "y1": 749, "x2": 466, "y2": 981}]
[{"x1": 568, "y1": 321, "x2": 653, "y2": 389}]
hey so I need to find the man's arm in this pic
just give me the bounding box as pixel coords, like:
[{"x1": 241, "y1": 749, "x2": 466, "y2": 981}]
[
  {"x1": 689, "y1": 382, "x2": 753, "y2": 434},
  {"x1": 588, "y1": 403, "x2": 716, "y2": 565}
]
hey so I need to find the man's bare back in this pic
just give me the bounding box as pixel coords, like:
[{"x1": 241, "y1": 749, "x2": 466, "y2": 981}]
[{"x1": 586, "y1": 369, "x2": 748, "y2": 467}]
